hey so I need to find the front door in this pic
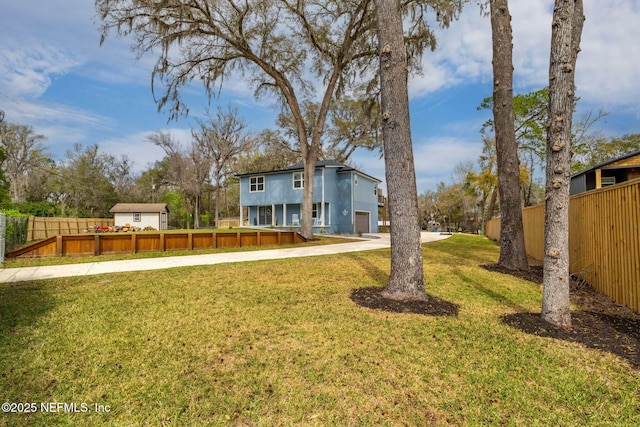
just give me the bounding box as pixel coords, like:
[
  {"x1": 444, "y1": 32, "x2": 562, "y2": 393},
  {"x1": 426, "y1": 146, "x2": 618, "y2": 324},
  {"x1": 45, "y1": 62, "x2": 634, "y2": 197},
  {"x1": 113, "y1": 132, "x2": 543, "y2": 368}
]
[{"x1": 258, "y1": 206, "x2": 271, "y2": 225}]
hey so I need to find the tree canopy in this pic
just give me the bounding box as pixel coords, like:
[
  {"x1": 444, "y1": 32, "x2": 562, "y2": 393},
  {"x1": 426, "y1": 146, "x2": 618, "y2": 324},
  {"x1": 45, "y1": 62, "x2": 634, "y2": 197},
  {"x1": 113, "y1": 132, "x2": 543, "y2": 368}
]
[{"x1": 96, "y1": 0, "x2": 464, "y2": 239}]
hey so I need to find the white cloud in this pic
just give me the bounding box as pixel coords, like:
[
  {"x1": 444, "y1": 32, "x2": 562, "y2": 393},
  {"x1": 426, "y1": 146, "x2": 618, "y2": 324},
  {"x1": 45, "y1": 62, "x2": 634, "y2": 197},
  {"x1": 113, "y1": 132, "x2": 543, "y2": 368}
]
[
  {"x1": 352, "y1": 136, "x2": 482, "y2": 194},
  {"x1": 413, "y1": 136, "x2": 482, "y2": 177},
  {"x1": 96, "y1": 128, "x2": 194, "y2": 174},
  {"x1": 575, "y1": 0, "x2": 640, "y2": 106},
  {"x1": 0, "y1": 41, "x2": 83, "y2": 99},
  {"x1": 414, "y1": 0, "x2": 640, "y2": 109},
  {"x1": 409, "y1": 3, "x2": 493, "y2": 98}
]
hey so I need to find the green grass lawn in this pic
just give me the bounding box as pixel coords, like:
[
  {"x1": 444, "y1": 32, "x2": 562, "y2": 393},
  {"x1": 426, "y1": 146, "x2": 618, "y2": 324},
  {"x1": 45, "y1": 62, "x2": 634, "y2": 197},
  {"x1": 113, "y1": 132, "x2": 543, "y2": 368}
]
[{"x1": 1, "y1": 235, "x2": 638, "y2": 426}]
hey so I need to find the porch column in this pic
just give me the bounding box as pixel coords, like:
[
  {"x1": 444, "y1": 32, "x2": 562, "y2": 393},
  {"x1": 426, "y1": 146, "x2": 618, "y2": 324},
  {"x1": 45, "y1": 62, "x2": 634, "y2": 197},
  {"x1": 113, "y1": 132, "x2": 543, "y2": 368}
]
[
  {"x1": 321, "y1": 168, "x2": 326, "y2": 226},
  {"x1": 283, "y1": 204, "x2": 287, "y2": 226},
  {"x1": 321, "y1": 168, "x2": 325, "y2": 226},
  {"x1": 271, "y1": 204, "x2": 276, "y2": 226}
]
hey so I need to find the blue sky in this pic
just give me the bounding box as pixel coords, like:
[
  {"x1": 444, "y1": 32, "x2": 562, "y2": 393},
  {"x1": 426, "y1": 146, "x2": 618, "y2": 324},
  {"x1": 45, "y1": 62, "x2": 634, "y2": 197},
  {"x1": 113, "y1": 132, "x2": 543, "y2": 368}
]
[{"x1": 1, "y1": 0, "x2": 639, "y2": 194}]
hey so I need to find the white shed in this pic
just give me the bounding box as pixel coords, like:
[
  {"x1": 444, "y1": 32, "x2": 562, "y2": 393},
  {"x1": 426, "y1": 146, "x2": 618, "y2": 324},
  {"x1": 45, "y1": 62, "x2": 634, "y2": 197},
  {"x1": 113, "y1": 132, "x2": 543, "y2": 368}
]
[{"x1": 109, "y1": 203, "x2": 169, "y2": 230}]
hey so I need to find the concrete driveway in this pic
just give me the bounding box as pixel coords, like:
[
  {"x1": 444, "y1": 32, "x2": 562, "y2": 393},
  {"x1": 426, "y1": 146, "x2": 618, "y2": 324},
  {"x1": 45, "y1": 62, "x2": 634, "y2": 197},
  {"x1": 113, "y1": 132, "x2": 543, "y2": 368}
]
[{"x1": 0, "y1": 232, "x2": 452, "y2": 284}]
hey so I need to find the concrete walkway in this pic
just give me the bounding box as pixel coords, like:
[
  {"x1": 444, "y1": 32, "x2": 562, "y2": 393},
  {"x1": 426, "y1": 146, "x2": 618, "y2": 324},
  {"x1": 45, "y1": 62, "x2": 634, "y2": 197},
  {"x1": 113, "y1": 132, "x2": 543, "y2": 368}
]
[{"x1": 0, "y1": 232, "x2": 452, "y2": 284}]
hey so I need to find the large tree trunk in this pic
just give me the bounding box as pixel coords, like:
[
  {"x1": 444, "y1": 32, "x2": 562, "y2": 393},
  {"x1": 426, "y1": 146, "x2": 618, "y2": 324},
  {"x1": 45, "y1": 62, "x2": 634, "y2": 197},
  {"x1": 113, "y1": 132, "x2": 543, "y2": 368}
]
[
  {"x1": 542, "y1": 0, "x2": 584, "y2": 328},
  {"x1": 490, "y1": 0, "x2": 529, "y2": 271},
  {"x1": 375, "y1": 0, "x2": 426, "y2": 300},
  {"x1": 300, "y1": 151, "x2": 317, "y2": 240},
  {"x1": 214, "y1": 180, "x2": 221, "y2": 228}
]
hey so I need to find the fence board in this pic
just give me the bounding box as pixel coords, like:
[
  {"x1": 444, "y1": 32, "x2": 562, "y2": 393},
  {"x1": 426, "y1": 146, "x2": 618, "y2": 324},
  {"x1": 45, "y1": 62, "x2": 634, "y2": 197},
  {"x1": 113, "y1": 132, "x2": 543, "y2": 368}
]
[
  {"x1": 485, "y1": 178, "x2": 640, "y2": 313},
  {"x1": 193, "y1": 233, "x2": 214, "y2": 250},
  {"x1": 216, "y1": 233, "x2": 240, "y2": 248},
  {"x1": 240, "y1": 233, "x2": 258, "y2": 247},
  {"x1": 62, "y1": 236, "x2": 95, "y2": 257},
  {"x1": 165, "y1": 234, "x2": 189, "y2": 251},
  {"x1": 136, "y1": 235, "x2": 161, "y2": 253}
]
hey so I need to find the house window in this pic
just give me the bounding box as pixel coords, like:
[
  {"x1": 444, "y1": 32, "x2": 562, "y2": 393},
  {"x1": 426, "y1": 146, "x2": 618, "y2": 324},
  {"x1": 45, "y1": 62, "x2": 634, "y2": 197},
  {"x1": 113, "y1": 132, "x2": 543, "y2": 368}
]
[
  {"x1": 354, "y1": 175, "x2": 359, "y2": 185},
  {"x1": 312, "y1": 203, "x2": 318, "y2": 219},
  {"x1": 374, "y1": 183, "x2": 378, "y2": 195},
  {"x1": 133, "y1": 213, "x2": 141, "y2": 222},
  {"x1": 250, "y1": 176, "x2": 265, "y2": 192},
  {"x1": 293, "y1": 172, "x2": 304, "y2": 189}
]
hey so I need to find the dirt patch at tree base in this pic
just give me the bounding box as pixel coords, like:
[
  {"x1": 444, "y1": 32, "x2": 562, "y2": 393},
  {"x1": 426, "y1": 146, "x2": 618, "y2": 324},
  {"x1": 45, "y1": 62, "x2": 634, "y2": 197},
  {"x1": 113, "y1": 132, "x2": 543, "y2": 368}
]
[
  {"x1": 483, "y1": 263, "x2": 640, "y2": 369},
  {"x1": 350, "y1": 287, "x2": 458, "y2": 317}
]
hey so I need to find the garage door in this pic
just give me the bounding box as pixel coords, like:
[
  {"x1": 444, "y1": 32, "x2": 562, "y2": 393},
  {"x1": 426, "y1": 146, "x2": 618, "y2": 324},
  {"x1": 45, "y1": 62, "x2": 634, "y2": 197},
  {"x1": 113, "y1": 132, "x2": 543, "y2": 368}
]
[{"x1": 355, "y1": 211, "x2": 370, "y2": 234}]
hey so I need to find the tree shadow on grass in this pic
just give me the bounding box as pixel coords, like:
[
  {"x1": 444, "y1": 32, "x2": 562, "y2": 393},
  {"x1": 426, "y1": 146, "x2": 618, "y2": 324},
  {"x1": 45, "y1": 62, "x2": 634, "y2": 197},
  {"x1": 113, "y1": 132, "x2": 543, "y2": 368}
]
[
  {"x1": 483, "y1": 263, "x2": 640, "y2": 370},
  {"x1": 0, "y1": 281, "x2": 57, "y2": 396},
  {"x1": 0, "y1": 281, "x2": 55, "y2": 336},
  {"x1": 350, "y1": 287, "x2": 459, "y2": 317}
]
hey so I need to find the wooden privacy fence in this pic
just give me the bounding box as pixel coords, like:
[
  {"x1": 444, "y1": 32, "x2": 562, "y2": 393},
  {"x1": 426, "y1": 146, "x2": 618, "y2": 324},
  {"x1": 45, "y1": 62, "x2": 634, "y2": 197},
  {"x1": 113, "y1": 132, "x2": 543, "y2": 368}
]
[
  {"x1": 27, "y1": 216, "x2": 114, "y2": 241},
  {"x1": 485, "y1": 178, "x2": 640, "y2": 313},
  {"x1": 7, "y1": 230, "x2": 306, "y2": 259},
  {"x1": 217, "y1": 217, "x2": 250, "y2": 228}
]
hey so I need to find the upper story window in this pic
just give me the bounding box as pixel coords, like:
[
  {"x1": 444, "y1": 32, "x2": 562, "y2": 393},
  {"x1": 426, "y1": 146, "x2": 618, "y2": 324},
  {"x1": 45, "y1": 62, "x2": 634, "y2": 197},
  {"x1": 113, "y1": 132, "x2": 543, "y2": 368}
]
[
  {"x1": 250, "y1": 176, "x2": 265, "y2": 192},
  {"x1": 293, "y1": 172, "x2": 304, "y2": 189},
  {"x1": 133, "y1": 213, "x2": 141, "y2": 222},
  {"x1": 354, "y1": 175, "x2": 359, "y2": 185}
]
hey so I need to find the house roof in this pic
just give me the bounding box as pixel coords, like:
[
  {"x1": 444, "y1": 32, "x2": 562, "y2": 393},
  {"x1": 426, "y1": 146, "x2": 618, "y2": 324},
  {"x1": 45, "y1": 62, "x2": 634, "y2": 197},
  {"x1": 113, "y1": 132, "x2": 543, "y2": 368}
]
[
  {"x1": 236, "y1": 159, "x2": 382, "y2": 183},
  {"x1": 572, "y1": 149, "x2": 640, "y2": 178},
  {"x1": 109, "y1": 203, "x2": 169, "y2": 213}
]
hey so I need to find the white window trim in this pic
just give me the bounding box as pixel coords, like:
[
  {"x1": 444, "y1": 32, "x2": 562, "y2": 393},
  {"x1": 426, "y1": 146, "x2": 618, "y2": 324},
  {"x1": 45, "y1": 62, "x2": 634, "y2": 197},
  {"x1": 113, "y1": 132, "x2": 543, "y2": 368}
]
[
  {"x1": 293, "y1": 172, "x2": 304, "y2": 190},
  {"x1": 250, "y1": 176, "x2": 265, "y2": 192},
  {"x1": 133, "y1": 213, "x2": 141, "y2": 222}
]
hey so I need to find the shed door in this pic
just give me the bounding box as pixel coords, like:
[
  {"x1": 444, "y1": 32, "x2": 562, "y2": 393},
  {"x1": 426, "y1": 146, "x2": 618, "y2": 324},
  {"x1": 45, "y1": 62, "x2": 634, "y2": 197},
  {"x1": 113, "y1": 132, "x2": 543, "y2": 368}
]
[
  {"x1": 161, "y1": 212, "x2": 168, "y2": 230},
  {"x1": 355, "y1": 211, "x2": 370, "y2": 234}
]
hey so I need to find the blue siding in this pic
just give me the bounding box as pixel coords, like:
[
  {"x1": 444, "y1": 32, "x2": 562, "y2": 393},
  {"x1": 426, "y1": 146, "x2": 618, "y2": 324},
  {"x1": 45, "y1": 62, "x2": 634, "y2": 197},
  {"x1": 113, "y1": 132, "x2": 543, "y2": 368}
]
[
  {"x1": 352, "y1": 172, "x2": 379, "y2": 232},
  {"x1": 335, "y1": 172, "x2": 353, "y2": 232}
]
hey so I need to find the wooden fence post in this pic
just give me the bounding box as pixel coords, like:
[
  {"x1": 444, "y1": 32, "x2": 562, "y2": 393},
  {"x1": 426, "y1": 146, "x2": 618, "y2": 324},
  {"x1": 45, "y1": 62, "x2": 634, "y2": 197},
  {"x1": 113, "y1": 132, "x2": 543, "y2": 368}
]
[{"x1": 56, "y1": 235, "x2": 63, "y2": 257}]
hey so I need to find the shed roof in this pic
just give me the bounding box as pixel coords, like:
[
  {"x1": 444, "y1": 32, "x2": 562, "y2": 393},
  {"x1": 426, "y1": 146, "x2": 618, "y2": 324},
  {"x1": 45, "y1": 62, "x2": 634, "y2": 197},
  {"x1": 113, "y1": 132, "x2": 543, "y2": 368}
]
[
  {"x1": 572, "y1": 149, "x2": 640, "y2": 178},
  {"x1": 110, "y1": 203, "x2": 169, "y2": 213}
]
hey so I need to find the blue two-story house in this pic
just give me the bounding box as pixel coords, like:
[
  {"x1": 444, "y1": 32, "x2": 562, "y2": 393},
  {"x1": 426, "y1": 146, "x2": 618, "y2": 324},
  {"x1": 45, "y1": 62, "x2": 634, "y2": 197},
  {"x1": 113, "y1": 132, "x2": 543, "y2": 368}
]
[{"x1": 237, "y1": 160, "x2": 382, "y2": 234}]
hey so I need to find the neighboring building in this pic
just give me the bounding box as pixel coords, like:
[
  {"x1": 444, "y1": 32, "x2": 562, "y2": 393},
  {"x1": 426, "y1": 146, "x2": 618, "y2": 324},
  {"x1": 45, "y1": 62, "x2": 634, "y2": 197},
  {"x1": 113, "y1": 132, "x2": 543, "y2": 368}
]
[
  {"x1": 237, "y1": 160, "x2": 382, "y2": 234},
  {"x1": 109, "y1": 203, "x2": 169, "y2": 230},
  {"x1": 570, "y1": 150, "x2": 640, "y2": 195}
]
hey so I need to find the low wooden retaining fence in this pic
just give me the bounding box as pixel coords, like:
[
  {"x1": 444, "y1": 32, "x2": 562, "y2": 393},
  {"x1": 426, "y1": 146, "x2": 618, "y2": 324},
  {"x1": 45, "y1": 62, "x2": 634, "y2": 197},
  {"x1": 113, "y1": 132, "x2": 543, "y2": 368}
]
[{"x1": 7, "y1": 231, "x2": 306, "y2": 259}]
